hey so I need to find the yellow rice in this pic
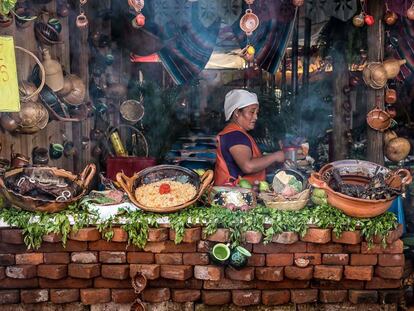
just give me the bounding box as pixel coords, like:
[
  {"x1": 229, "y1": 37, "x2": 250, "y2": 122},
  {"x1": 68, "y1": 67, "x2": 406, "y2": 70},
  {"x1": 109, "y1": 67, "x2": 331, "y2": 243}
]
[{"x1": 134, "y1": 179, "x2": 197, "y2": 208}]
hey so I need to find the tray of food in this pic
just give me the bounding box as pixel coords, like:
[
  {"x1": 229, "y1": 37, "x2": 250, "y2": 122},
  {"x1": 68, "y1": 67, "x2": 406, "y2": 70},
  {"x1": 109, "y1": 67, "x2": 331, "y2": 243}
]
[{"x1": 116, "y1": 165, "x2": 214, "y2": 213}]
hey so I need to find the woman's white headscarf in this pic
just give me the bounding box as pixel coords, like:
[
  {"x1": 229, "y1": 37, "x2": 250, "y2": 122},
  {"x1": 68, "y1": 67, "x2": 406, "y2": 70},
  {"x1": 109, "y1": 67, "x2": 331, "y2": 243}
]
[{"x1": 224, "y1": 89, "x2": 259, "y2": 121}]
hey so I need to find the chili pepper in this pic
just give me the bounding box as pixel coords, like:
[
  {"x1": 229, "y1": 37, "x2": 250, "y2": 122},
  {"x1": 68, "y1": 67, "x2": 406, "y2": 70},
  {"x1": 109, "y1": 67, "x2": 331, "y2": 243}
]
[{"x1": 159, "y1": 183, "x2": 171, "y2": 194}]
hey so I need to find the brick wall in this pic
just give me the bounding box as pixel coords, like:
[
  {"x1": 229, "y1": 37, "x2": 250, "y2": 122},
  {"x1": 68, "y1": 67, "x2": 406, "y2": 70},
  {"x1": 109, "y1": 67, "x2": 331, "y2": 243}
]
[{"x1": 0, "y1": 225, "x2": 405, "y2": 308}]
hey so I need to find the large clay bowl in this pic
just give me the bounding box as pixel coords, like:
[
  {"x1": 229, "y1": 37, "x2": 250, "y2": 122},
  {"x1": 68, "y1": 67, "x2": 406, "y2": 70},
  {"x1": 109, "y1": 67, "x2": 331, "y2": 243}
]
[{"x1": 0, "y1": 164, "x2": 96, "y2": 213}]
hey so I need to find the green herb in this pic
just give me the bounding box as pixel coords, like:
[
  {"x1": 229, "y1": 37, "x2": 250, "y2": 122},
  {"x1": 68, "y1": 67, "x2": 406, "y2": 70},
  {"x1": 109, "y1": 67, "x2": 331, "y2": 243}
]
[{"x1": 0, "y1": 0, "x2": 17, "y2": 16}]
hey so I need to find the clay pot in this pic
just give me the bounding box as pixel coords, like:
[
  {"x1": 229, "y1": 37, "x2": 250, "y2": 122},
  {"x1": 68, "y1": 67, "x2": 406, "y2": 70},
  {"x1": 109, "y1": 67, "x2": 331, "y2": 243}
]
[
  {"x1": 384, "y1": 130, "x2": 398, "y2": 146},
  {"x1": 19, "y1": 81, "x2": 39, "y2": 103},
  {"x1": 0, "y1": 114, "x2": 18, "y2": 132},
  {"x1": 120, "y1": 100, "x2": 144, "y2": 123},
  {"x1": 385, "y1": 137, "x2": 411, "y2": 162},
  {"x1": 62, "y1": 75, "x2": 86, "y2": 106},
  {"x1": 386, "y1": 106, "x2": 397, "y2": 118},
  {"x1": 0, "y1": 13, "x2": 14, "y2": 28},
  {"x1": 292, "y1": 0, "x2": 304, "y2": 7},
  {"x1": 366, "y1": 107, "x2": 392, "y2": 132},
  {"x1": 407, "y1": 4, "x2": 414, "y2": 20},
  {"x1": 57, "y1": 76, "x2": 74, "y2": 97},
  {"x1": 353, "y1": 14, "x2": 365, "y2": 27},
  {"x1": 383, "y1": 58, "x2": 406, "y2": 79},
  {"x1": 385, "y1": 88, "x2": 397, "y2": 104},
  {"x1": 240, "y1": 9, "x2": 259, "y2": 35},
  {"x1": 10, "y1": 101, "x2": 49, "y2": 134},
  {"x1": 384, "y1": 11, "x2": 398, "y2": 25},
  {"x1": 364, "y1": 14, "x2": 375, "y2": 26},
  {"x1": 32, "y1": 147, "x2": 49, "y2": 165},
  {"x1": 76, "y1": 12, "x2": 88, "y2": 29},
  {"x1": 42, "y1": 49, "x2": 64, "y2": 92}
]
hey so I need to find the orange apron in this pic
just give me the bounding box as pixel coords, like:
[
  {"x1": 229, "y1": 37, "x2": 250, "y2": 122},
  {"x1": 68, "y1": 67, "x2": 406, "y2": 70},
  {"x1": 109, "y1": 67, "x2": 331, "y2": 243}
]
[{"x1": 214, "y1": 123, "x2": 266, "y2": 186}]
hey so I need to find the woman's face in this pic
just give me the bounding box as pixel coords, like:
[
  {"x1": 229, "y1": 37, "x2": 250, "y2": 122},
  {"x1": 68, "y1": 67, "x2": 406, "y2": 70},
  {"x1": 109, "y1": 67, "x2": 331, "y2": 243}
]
[{"x1": 234, "y1": 104, "x2": 259, "y2": 131}]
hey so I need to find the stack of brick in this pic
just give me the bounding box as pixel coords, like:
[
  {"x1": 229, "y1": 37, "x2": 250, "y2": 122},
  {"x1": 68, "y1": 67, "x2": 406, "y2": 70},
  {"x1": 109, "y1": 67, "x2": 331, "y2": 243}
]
[{"x1": 0, "y1": 225, "x2": 406, "y2": 308}]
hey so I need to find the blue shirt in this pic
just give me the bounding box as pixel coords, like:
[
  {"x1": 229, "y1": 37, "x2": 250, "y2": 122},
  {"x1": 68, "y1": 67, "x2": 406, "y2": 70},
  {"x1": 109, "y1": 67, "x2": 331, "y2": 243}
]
[{"x1": 220, "y1": 131, "x2": 252, "y2": 180}]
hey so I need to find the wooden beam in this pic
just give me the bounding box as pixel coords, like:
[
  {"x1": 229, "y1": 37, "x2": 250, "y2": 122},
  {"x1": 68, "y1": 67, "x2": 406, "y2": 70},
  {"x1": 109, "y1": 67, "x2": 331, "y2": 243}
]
[
  {"x1": 366, "y1": 0, "x2": 385, "y2": 165},
  {"x1": 302, "y1": 17, "x2": 311, "y2": 96},
  {"x1": 291, "y1": 11, "x2": 299, "y2": 95}
]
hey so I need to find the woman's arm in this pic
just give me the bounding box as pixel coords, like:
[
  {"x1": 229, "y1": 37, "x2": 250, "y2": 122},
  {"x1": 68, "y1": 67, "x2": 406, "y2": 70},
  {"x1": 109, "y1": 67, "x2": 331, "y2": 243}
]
[{"x1": 229, "y1": 144, "x2": 285, "y2": 175}]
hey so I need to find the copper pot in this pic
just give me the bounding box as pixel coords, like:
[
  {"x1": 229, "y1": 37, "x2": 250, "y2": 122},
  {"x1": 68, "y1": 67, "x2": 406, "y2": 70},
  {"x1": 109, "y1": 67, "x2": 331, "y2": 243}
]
[
  {"x1": 0, "y1": 113, "x2": 18, "y2": 132},
  {"x1": 385, "y1": 88, "x2": 397, "y2": 104},
  {"x1": 366, "y1": 107, "x2": 391, "y2": 132},
  {"x1": 57, "y1": 76, "x2": 74, "y2": 97},
  {"x1": 62, "y1": 75, "x2": 86, "y2": 106},
  {"x1": 10, "y1": 101, "x2": 49, "y2": 134}
]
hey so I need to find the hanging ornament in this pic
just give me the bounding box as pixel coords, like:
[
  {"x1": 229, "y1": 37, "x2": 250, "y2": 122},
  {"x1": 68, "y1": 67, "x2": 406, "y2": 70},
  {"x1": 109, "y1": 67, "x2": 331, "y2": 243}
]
[
  {"x1": 384, "y1": 3, "x2": 398, "y2": 26},
  {"x1": 364, "y1": 14, "x2": 375, "y2": 26},
  {"x1": 129, "y1": 0, "x2": 145, "y2": 28},
  {"x1": 240, "y1": 9, "x2": 259, "y2": 36},
  {"x1": 407, "y1": 1, "x2": 414, "y2": 20},
  {"x1": 292, "y1": 0, "x2": 304, "y2": 7},
  {"x1": 353, "y1": 13, "x2": 365, "y2": 27},
  {"x1": 76, "y1": 0, "x2": 88, "y2": 29}
]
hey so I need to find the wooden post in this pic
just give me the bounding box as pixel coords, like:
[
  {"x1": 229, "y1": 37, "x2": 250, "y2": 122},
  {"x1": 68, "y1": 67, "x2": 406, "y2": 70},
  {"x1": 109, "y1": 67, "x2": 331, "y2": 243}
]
[
  {"x1": 291, "y1": 11, "x2": 299, "y2": 96},
  {"x1": 302, "y1": 17, "x2": 311, "y2": 96},
  {"x1": 366, "y1": 0, "x2": 385, "y2": 165}
]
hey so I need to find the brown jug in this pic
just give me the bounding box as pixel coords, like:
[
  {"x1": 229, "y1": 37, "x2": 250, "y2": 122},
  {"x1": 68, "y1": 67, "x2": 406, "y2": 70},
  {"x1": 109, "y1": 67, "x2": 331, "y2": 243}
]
[
  {"x1": 383, "y1": 58, "x2": 406, "y2": 79},
  {"x1": 42, "y1": 49, "x2": 64, "y2": 92},
  {"x1": 385, "y1": 88, "x2": 397, "y2": 104}
]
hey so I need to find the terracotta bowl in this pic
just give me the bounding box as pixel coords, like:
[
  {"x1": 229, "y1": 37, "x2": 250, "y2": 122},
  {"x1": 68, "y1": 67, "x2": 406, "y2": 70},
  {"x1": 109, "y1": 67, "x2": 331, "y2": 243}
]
[{"x1": 366, "y1": 108, "x2": 391, "y2": 132}]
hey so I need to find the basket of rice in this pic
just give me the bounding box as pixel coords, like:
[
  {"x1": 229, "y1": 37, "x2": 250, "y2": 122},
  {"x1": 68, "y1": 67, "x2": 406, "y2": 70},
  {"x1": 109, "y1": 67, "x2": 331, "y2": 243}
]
[
  {"x1": 258, "y1": 169, "x2": 310, "y2": 211},
  {"x1": 116, "y1": 165, "x2": 214, "y2": 213}
]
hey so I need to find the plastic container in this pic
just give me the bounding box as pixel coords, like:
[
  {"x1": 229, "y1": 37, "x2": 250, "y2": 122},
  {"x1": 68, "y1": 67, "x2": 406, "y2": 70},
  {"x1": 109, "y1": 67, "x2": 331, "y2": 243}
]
[{"x1": 106, "y1": 156, "x2": 156, "y2": 180}]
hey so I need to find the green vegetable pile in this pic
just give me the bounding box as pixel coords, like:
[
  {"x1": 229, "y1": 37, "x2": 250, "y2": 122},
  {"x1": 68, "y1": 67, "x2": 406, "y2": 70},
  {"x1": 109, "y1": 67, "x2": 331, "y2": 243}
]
[
  {"x1": 0, "y1": 0, "x2": 17, "y2": 16},
  {"x1": 0, "y1": 201, "x2": 398, "y2": 250}
]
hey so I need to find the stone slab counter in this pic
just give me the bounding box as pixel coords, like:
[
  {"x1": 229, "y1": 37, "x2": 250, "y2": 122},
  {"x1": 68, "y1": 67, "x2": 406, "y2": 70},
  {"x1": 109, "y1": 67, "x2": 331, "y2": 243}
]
[{"x1": 0, "y1": 225, "x2": 406, "y2": 310}]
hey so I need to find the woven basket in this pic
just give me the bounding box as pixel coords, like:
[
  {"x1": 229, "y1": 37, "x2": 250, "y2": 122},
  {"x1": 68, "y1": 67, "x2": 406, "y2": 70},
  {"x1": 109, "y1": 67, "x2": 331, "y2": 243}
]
[
  {"x1": 116, "y1": 165, "x2": 214, "y2": 213},
  {"x1": 260, "y1": 189, "x2": 310, "y2": 211}
]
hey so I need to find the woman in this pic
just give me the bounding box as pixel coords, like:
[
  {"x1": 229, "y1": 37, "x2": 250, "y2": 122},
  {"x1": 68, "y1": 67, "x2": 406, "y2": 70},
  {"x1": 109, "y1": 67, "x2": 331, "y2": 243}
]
[{"x1": 214, "y1": 89, "x2": 285, "y2": 186}]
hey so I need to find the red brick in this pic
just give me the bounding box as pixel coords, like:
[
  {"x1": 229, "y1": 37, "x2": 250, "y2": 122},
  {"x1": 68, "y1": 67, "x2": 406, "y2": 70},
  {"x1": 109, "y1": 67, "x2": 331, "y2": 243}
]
[
  {"x1": 69, "y1": 228, "x2": 101, "y2": 241},
  {"x1": 255, "y1": 267, "x2": 283, "y2": 281},
  {"x1": 254, "y1": 242, "x2": 306, "y2": 253},
  {"x1": 147, "y1": 228, "x2": 169, "y2": 242},
  {"x1": 94, "y1": 277, "x2": 132, "y2": 288},
  {"x1": 100, "y1": 251, "x2": 126, "y2": 263},
  {"x1": 266, "y1": 253, "x2": 293, "y2": 266},
  {"x1": 101, "y1": 264, "x2": 129, "y2": 280},
  {"x1": 311, "y1": 279, "x2": 364, "y2": 290},
  {"x1": 247, "y1": 254, "x2": 265, "y2": 267},
  {"x1": 332, "y1": 231, "x2": 361, "y2": 244},
  {"x1": 197, "y1": 240, "x2": 214, "y2": 252},
  {"x1": 204, "y1": 278, "x2": 255, "y2": 290},
  {"x1": 261, "y1": 290, "x2": 290, "y2": 305},
  {"x1": 301, "y1": 228, "x2": 331, "y2": 244},
  {"x1": 0, "y1": 290, "x2": 20, "y2": 304},
  {"x1": 0, "y1": 267, "x2": 4, "y2": 280},
  {"x1": 365, "y1": 277, "x2": 402, "y2": 289},
  {"x1": 88, "y1": 240, "x2": 128, "y2": 251},
  {"x1": 294, "y1": 253, "x2": 321, "y2": 265},
  {"x1": 6, "y1": 265, "x2": 36, "y2": 279},
  {"x1": 343, "y1": 244, "x2": 361, "y2": 253},
  {"x1": 372, "y1": 224, "x2": 403, "y2": 244},
  {"x1": 350, "y1": 254, "x2": 377, "y2": 266},
  {"x1": 375, "y1": 266, "x2": 404, "y2": 279},
  {"x1": 109, "y1": 227, "x2": 128, "y2": 242},
  {"x1": 232, "y1": 289, "x2": 260, "y2": 306},
  {"x1": 319, "y1": 289, "x2": 347, "y2": 303},
  {"x1": 225, "y1": 267, "x2": 254, "y2": 281},
  {"x1": 38, "y1": 241, "x2": 87, "y2": 252},
  {"x1": 0, "y1": 242, "x2": 28, "y2": 253},
  {"x1": 344, "y1": 266, "x2": 373, "y2": 280},
  {"x1": 0, "y1": 254, "x2": 15, "y2": 266},
  {"x1": 307, "y1": 243, "x2": 343, "y2": 253},
  {"x1": 142, "y1": 288, "x2": 170, "y2": 302},
  {"x1": 50, "y1": 289, "x2": 79, "y2": 304},
  {"x1": 378, "y1": 289, "x2": 404, "y2": 304},
  {"x1": 155, "y1": 253, "x2": 183, "y2": 265},
  {"x1": 130, "y1": 264, "x2": 160, "y2": 280},
  {"x1": 37, "y1": 264, "x2": 67, "y2": 279},
  {"x1": 322, "y1": 254, "x2": 349, "y2": 265},
  {"x1": 349, "y1": 290, "x2": 378, "y2": 304},
  {"x1": 272, "y1": 232, "x2": 298, "y2": 244},
  {"x1": 361, "y1": 240, "x2": 403, "y2": 254},
  {"x1": 203, "y1": 228, "x2": 230, "y2": 242},
  {"x1": 20, "y1": 289, "x2": 48, "y2": 303},
  {"x1": 150, "y1": 278, "x2": 203, "y2": 289},
  {"x1": 42, "y1": 233, "x2": 62, "y2": 243},
  {"x1": 127, "y1": 252, "x2": 154, "y2": 263},
  {"x1": 71, "y1": 252, "x2": 98, "y2": 263},
  {"x1": 0, "y1": 278, "x2": 38, "y2": 289},
  {"x1": 80, "y1": 288, "x2": 110, "y2": 305},
  {"x1": 43, "y1": 253, "x2": 69, "y2": 264},
  {"x1": 68, "y1": 264, "x2": 100, "y2": 279},
  {"x1": 202, "y1": 290, "x2": 231, "y2": 305},
  {"x1": 171, "y1": 289, "x2": 200, "y2": 302},
  {"x1": 170, "y1": 227, "x2": 201, "y2": 243},
  {"x1": 183, "y1": 253, "x2": 209, "y2": 265},
  {"x1": 290, "y1": 289, "x2": 318, "y2": 304},
  {"x1": 285, "y1": 266, "x2": 313, "y2": 280},
  {"x1": 257, "y1": 280, "x2": 309, "y2": 290},
  {"x1": 314, "y1": 265, "x2": 343, "y2": 281},
  {"x1": 143, "y1": 241, "x2": 196, "y2": 253},
  {"x1": 111, "y1": 289, "x2": 135, "y2": 303},
  {"x1": 160, "y1": 265, "x2": 192, "y2": 281},
  {"x1": 194, "y1": 265, "x2": 223, "y2": 281},
  {"x1": 15, "y1": 253, "x2": 43, "y2": 265},
  {"x1": 39, "y1": 277, "x2": 92, "y2": 289},
  {"x1": 242, "y1": 231, "x2": 263, "y2": 244},
  {"x1": 378, "y1": 254, "x2": 404, "y2": 267},
  {"x1": 1, "y1": 229, "x2": 24, "y2": 244}
]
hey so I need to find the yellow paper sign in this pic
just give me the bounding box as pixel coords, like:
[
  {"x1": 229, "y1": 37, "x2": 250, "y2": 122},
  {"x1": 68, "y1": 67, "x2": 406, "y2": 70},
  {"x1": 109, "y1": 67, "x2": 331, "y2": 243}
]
[{"x1": 0, "y1": 36, "x2": 20, "y2": 112}]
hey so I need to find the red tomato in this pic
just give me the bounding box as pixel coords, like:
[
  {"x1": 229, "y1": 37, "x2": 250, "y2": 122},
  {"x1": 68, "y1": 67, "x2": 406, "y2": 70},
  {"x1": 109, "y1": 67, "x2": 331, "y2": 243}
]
[{"x1": 159, "y1": 183, "x2": 171, "y2": 194}]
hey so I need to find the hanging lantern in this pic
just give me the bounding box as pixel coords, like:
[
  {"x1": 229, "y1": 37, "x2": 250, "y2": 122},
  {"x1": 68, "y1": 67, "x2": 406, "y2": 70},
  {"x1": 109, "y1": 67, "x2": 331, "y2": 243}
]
[{"x1": 384, "y1": 11, "x2": 398, "y2": 25}]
